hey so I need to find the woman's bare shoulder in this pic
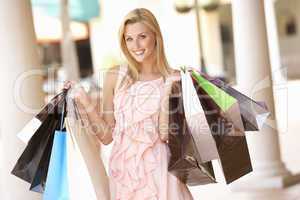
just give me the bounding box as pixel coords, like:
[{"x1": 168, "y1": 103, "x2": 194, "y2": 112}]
[
  {"x1": 106, "y1": 65, "x2": 121, "y2": 76},
  {"x1": 105, "y1": 64, "x2": 130, "y2": 93},
  {"x1": 171, "y1": 68, "x2": 180, "y2": 76},
  {"x1": 103, "y1": 65, "x2": 122, "y2": 91},
  {"x1": 168, "y1": 68, "x2": 181, "y2": 81}
]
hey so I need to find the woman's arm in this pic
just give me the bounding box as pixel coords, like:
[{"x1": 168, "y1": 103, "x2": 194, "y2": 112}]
[
  {"x1": 88, "y1": 66, "x2": 119, "y2": 145},
  {"x1": 158, "y1": 69, "x2": 181, "y2": 142},
  {"x1": 71, "y1": 66, "x2": 119, "y2": 145}
]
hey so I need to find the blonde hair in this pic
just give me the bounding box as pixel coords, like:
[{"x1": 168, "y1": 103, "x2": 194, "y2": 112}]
[{"x1": 118, "y1": 8, "x2": 172, "y2": 84}]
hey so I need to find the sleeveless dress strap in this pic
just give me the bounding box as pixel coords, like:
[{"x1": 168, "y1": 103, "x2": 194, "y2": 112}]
[{"x1": 114, "y1": 64, "x2": 128, "y2": 94}]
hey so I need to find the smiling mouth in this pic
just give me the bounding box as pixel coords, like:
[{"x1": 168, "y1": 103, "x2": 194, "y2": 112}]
[{"x1": 133, "y1": 50, "x2": 145, "y2": 56}]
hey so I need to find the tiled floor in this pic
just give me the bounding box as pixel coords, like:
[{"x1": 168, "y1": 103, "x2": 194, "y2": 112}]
[
  {"x1": 230, "y1": 184, "x2": 300, "y2": 200},
  {"x1": 188, "y1": 182, "x2": 300, "y2": 200}
]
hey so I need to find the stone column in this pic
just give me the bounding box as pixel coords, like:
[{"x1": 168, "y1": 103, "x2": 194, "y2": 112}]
[
  {"x1": 264, "y1": 0, "x2": 289, "y2": 147},
  {"x1": 264, "y1": 0, "x2": 286, "y2": 84},
  {"x1": 60, "y1": 0, "x2": 80, "y2": 81},
  {"x1": 230, "y1": 0, "x2": 300, "y2": 190},
  {"x1": 0, "y1": 0, "x2": 44, "y2": 199},
  {"x1": 200, "y1": 9, "x2": 225, "y2": 78}
]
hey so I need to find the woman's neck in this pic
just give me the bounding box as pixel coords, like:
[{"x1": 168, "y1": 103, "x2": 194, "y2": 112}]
[{"x1": 139, "y1": 62, "x2": 159, "y2": 75}]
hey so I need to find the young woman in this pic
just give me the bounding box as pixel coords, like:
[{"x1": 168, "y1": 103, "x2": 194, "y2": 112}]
[{"x1": 65, "y1": 8, "x2": 193, "y2": 200}]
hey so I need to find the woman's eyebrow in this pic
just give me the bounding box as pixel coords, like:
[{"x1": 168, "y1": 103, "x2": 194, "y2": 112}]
[
  {"x1": 138, "y1": 32, "x2": 148, "y2": 35},
  {"x1": 124, "y1": 32, "x2": 148, "y2": 37}
]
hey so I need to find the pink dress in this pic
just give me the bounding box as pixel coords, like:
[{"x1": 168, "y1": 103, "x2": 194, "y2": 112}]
[{"x1": 109, "y1": 64, "x2": 193, "y2": 200}]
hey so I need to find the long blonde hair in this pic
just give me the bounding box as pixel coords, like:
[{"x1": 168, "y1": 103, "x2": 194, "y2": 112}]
[{"x1": 118, "y1": 8, "x2": 172, "y2": 83}]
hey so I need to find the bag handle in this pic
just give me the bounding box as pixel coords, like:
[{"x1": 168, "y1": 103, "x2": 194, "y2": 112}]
[
  {"x1": 60, "y1": 100, "x2": 65, "y2": 131},
  {"x1": 59, "y1": 88, "x2": 68, "y2": 131}
]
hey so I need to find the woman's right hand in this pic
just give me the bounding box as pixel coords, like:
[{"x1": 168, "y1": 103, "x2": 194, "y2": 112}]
[
  {"x1": 63, "y1": 80, "x2": 92, "y2": 110},
  {"x1": 63, "y1": 80, "x2": 76, "y2": 90}
]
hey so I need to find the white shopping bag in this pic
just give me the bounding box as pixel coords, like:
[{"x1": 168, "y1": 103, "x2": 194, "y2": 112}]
[
  {"x1": 180, "y1": 69, "x2": 219, "y2": 163},
  {"x1": 17, "y1": 92, "x2": 64, "y2": 144},
  {"x1": 65, "y1": 96, "x2": 110, "y2": 200}
]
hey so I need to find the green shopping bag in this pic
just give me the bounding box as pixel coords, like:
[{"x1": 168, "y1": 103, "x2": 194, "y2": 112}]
[{"x1": 191, "y1": 70, "x2": 245, "y2": 135}]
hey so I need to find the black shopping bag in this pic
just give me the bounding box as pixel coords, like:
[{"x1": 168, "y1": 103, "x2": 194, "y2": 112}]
[
  {"x1": 168, "y1": 81, "x2": 216, "y2": 186},
  {"x1": 11, "y1": 90, "x2": 67, "y2": 193},
  {"x1": 17, "y1": 92, "x2": 63, "y2": 144},
  {"x1": 193, "y1": 80, "x2": 253, "y2": 184}
]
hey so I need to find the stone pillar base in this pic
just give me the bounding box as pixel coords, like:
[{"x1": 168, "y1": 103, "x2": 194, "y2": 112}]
[{"x1": 230, "y1": 172, "x2": 300, "y2": 191}]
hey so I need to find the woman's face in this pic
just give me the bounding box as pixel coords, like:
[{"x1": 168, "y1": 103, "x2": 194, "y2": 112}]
[{"x1": 124, "y1": 22, "x2": 156, "y2": 64}]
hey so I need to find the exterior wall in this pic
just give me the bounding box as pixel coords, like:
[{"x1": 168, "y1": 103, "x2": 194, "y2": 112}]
[{"x1": 276, "y1": 0, "x2": 300, "y2": 79}]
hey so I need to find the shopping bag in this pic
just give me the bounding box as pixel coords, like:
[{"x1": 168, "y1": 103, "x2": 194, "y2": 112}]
[
  {"x1": 43, "y1": 130, "x2": 69, "y2": 200},
  {"x1": 17, "y1": 92, "x2": 64, "y2": 144},
  {"x1": 29, "y1": 127, "x2": 56, "y2": 193},
  {"x1": 11, "y1": 90, "x2": 67, "y2": 193},
  {"x1": 208, "y1": 77, "x2": 270, "y2": 131},
  {"x1": 168, "y1": 80, "x2": 216, "y2": 186},
  {"x1": 65, "y1": 98, "x2": 110, "y2": 200},
  {"x1": 193, "y1": 80, "x2": 253, "y2": 184},
  {"x1": 11, "y1": 113, "x2": 59, "y2": 186},
  {"x1": 191, "y1": 70, "x2": 245, "y2": 135},
  {"x1": 180, "y1": 69, "x2": 219, "y2": 163},
  {"x1": 30, "y1": 92, "x2": 68, "y2": 193}
]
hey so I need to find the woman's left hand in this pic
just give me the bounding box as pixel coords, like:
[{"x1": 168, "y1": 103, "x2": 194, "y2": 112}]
[
  {"x1": 160, "y1": 133, "x2": 168, "y2": 143},
  {"x1": 159, "y1": 69, "x2": 181, "y2": 144}
]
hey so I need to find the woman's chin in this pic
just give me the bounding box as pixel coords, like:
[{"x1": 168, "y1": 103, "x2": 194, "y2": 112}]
[
  {"x1": 133, "y1": 57, "x2": 145, "y2": 63},
  {"x1": 132, "y1": 55, "x2": 153, "y2": 64}
]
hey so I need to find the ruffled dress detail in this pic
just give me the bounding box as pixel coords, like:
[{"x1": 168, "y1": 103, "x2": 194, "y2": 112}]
[{"x1": 109, "y1": 65, "x2": 193, "y2": 200}]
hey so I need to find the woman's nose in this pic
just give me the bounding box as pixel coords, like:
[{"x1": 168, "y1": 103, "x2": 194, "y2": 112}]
[{"x1": 132, "y1": 39, "x2": 141, "y2": 49}]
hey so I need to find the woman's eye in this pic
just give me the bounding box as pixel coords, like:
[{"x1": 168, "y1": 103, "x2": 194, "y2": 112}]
[
  {"x1": 140, "y1": 35, "x2": 146, "y2": 39},
  {"x1": 125, "y1": 38, "x2": 132, "y2": 42}
]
